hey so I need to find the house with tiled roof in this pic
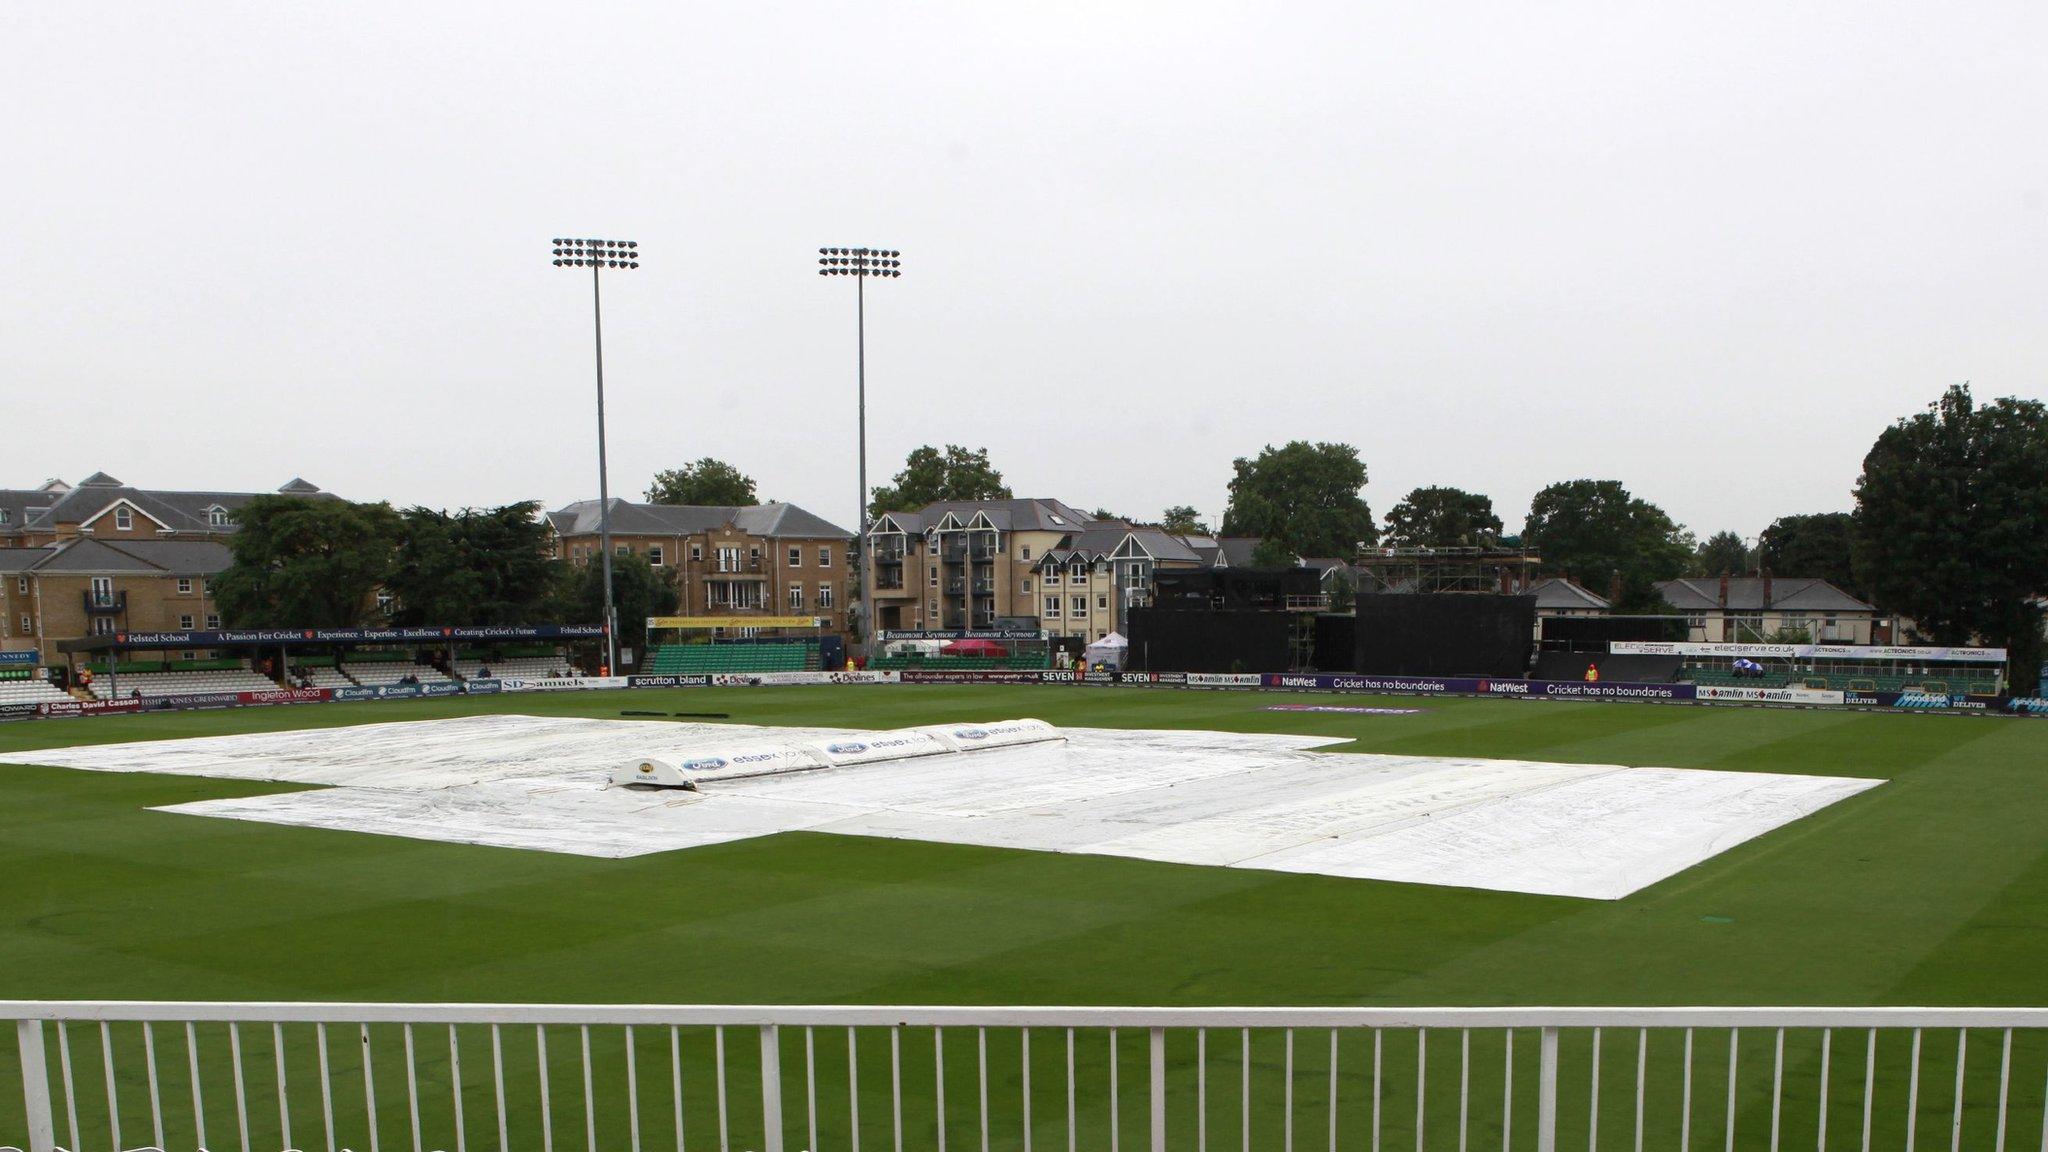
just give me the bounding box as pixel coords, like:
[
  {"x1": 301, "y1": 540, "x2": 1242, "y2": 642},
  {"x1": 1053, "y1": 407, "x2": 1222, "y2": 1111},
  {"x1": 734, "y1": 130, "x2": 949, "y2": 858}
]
[
  {"x1": 0, "y1": 537, "x2": 235, "y2": 663},
  {"x1": 546, "y1": 498, "x2": 855, "y2": 637},
  {"x1": 0, "y1": 472, "x2": 335, "y2": 548},
  {"x1": 1654, "y1": 575, "x2": 1878, "y2": 643}
]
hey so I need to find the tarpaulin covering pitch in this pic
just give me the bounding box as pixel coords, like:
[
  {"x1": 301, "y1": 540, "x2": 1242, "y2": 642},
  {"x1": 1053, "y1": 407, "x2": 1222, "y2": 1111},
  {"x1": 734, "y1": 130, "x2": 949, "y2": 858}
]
[{"x1": 0, "y1": 715, "x2": 1880, "y2": 899}]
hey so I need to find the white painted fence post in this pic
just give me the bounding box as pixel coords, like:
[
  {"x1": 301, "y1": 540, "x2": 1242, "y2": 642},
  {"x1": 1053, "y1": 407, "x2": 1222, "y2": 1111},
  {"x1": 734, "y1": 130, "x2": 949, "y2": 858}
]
[
  {"x1": 760, "y1": 1024, "x2": 784, "y2": 1152},
  {"x1": 15, "y1": 1019, "x2": 55, "y2": 1152},
  {"x1": 1537, "y1": 1028, "x2": 1559, "y2": 1152},
  {"x1": 1149, "y1": 1028, "x2": 1166, "y2": 1152}
]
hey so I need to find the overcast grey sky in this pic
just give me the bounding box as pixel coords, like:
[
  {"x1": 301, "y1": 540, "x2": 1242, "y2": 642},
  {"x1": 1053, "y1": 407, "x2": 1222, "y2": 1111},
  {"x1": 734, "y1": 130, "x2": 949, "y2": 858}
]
[{"x1": 7, "y1": 2, "x2": 2045, "y2": 540}]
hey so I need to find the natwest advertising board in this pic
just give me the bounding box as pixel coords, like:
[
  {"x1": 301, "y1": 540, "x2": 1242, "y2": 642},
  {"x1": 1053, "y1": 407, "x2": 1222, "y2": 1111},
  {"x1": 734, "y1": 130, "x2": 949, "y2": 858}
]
[{"x1": 1264, "y1": 673, "x2": 1480, "y2": 694}]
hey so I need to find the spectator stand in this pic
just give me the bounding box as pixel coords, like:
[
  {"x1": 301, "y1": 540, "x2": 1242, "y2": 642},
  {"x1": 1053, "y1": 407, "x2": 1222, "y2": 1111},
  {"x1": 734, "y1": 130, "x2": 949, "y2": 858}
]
[
  {"x1": 870, "y1": 628, "x2": 1053, "y2": 672},
  {"x1": 1609, "y1": 641, "x2": 2008, "y2": 696},
  {"x1": 644, "y1": 615, "x2": 838, "y2": 675},
  {"x1": 55, "y1": 624, "x2": 608, "y2": 697},
  {"x1": 0, "y1": 651, "x2": 74, "y2": 705}
]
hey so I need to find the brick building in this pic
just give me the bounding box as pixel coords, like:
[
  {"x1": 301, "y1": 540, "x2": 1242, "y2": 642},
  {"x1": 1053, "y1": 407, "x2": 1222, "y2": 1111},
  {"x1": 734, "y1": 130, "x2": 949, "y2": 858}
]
[
  {"x1": 0, "y1": 473, "x2": 334, "y2": 664},
  {"x1": 546, "y1": 499, "x2": 855, "y2": 637}
]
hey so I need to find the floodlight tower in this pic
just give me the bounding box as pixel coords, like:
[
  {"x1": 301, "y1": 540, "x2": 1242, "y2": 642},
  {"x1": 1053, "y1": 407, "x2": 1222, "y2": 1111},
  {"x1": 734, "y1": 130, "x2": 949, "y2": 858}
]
[
  {"x1": 817, "y1": 247, "x2": 901, "y2": 549},
  {"x1": 552, "y1": 237, "x2": 639, "y2": 673}
]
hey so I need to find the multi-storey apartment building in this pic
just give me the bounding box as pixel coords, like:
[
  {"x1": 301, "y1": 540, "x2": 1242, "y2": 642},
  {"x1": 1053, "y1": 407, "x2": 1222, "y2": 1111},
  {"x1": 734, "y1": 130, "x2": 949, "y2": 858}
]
[
  {"x1": 0, "y1": 472, "x2": 333, "y2": 664},
  {"x1": 864, "y1": 501, "x2": 1226, "y2": 641},
  {"x1": 547, "y1": 499, "x2": 854, "y2": 637},
  {"x1": 0, "y1": 472, "x2": 331, "y2": 547},
  {"x1": 0, "y1": 539, "x2": 232, "y2": 663},
  {"x1": 865, "y1": 500, "x2": 1097, "y2": 634}
]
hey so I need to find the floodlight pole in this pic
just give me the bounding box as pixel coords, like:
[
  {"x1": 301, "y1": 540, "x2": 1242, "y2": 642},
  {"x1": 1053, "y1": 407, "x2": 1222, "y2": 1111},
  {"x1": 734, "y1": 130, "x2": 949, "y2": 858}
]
[
  {"x1": 591, "y1": 264, "x2": 617, "y2": 674},
  {"x1": 817, "y1": 247, "x2": 901, "y2": 634},
  {"x1": 554, "y1": 238, "x2": 640, "y2": 674}
]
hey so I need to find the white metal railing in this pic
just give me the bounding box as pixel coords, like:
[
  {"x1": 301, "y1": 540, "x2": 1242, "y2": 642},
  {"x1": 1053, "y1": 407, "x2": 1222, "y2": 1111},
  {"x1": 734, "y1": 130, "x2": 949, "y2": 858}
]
[{"x1": 6, "y1": 1004, "x2": 2048, "y2": 1152}]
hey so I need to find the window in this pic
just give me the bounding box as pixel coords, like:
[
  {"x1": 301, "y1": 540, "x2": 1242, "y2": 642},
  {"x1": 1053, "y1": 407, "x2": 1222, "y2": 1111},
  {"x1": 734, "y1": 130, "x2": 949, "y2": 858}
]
[
  {"x1": 177, "y1": 578, "x2": 192, "y2": 594},
  {"x1": 203, "y1": 579, "x2": 213, "y2": 595},
  {"x1": 1045, "y1": 569, "x2": 1061, "y2": 586},
  {"x1": 929, "y1": 539, "x2": 939, "y2": 556},
  {"x1": 788, "y1": 546, "x2": 801, "y2": 568},
  {"x1": 1068, "y1": 558, "x2": 1086, "y2": 579},
  {"x1": 19, "y1": 615, "x2": 30, "y2": 635},
  {"x1": 1022, "y1": 577, "x2": 1032, "y2": 593},
  {"x1": 1021, "y1": 546, "x2": 1031, "y2": 561},
  {"x1": 206, "y1": 614, "x2": 220, "y2": 629},
  {"x1": 928, "y1": 569, "x2": 939, "y2": 587},
  {"x1": 0, "y1": 509, "x2": 7, "y2": 525},
  {"x1": 179, "y1": 615, "x2": 194, "y2": 630},
  {"x1": 716, "y1": 546, "x2": 741, "y2": 573},
  {"x1": 1043, "y1": 595, "x2": 1060, "y2": 617},
  {"x1": 1097, "y1": 595, "x2": 1108, "y2": 611},
  {"x1": 749, "y1": 547, "x2": 761, "y2": 562},
  {"x1": 817, "y1": 582, "x2": 834, "y2": 609},
  {"x1": 929, "y1": 599, "x2": 939, "y2": 616},
  {"x1": 208, "y1": 507, "x2": 231, "y2": 527},
  {"x1": 15, "y1": 577, "x2": 25, "y2": 594},
  {"x1": 1069, "y1": 595, "x2": 1086, "y2": 618},
  {"x1": 115, "y1": 506, "x2": 133, "y2": 530},
  {"x1": 818, "y1": 547, "x2": 832, "y2": 567},
  {"x1": 690, "y1": 543, "x2": 703, "y2": 561},
  {"x1": 649, "y1": 545, "x2": 664, "y2": 567},
  {"x1": 616, "y1": 543, "x2": 630, "y2": 556},
  {"x1": 788, "y1": 584, "x2": 805, "y2": 610},
  {"x1": 92, "y1": 618, "x2": 115, "y2": 636}
]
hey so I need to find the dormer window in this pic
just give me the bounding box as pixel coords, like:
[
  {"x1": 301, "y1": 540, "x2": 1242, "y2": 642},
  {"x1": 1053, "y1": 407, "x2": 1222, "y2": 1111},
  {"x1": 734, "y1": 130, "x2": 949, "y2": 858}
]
[
  {"x1": 114, "y1": 507, "x2": 133, "y2": 530},
  {"x1": 1068, "y1": 558, "x2": 1086, "y2": 579},
  {"x1": 207, "y1": 507, "x2": 231, "y2": 528}
]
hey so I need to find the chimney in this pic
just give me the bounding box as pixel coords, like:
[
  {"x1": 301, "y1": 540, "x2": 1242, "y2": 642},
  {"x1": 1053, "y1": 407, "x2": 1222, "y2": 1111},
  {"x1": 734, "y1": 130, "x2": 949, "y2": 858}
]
[
  {"x1": 1762, "y1": 568, "x2": 1773, "y2": 609},
  {"x1": 1718, "y1": 575, "x2": 1729, "y2": 607}
]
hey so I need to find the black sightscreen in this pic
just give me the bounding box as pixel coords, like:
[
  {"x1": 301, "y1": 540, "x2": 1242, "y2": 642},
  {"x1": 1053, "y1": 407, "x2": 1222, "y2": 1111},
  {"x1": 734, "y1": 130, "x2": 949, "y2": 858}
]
[
  {"x1": 1353, "y1": 593, "x2": 1535, "y2": 677},
  {"x1": 1127, "y1": 608, "x2": 1291, "y2": 673}
]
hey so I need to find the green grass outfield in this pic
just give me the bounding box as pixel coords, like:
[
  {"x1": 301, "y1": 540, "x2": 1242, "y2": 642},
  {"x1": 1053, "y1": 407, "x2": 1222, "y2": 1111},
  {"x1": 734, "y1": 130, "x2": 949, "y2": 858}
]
[
  {"x1": 5, "y1": 687, "x2": 2048, "y2": 1152},
  {"x1": 4, "y1": 685, "x2": 2044, "y2": 1008}
]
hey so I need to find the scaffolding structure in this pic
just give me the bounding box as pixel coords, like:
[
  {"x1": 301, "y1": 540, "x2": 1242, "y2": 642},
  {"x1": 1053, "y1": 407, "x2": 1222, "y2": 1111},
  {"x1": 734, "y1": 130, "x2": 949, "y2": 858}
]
[{"x1": 1351, "y1": 547, "x2": 1543, "y2": 595}]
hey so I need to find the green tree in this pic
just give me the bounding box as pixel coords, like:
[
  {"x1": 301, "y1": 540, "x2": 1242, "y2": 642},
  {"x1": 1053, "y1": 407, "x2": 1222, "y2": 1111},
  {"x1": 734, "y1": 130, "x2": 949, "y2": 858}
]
[
  {"x1": 868, "y1": 445, "x2": 1011, "y2": 517},
  {"x1": 645, "y1": 459, "x2": 759, "y2": 506},
  {"x1": 1691, "y1": 530, "x2": 1752, "y2": 576},
  {"x1": 212, "y1": 497, "x2": 402, "y2": 627},
  {"x1": 1091, "y1": 508, "x2": 1123, "y2": 522},
  {"x1": 1250, "y1": 539, "x2": 1300, "y2": 567},
  {"x1": 1760, "y1": 512, "x2": 1862, "y2": 598},
  {"x1": 1853, "y1": 383, "x2": 2048, "y2": 681},
  {"x1": 1160, "y1": 505, "x2": 1211, "y2": 536},
  {"x1": 1382, "y1": 486, "x2": 1502, "y2": 548},
  {"x1": 1521, "y1": 480, "x2": 1693, "y2": 612},
  {"x1": 552, "y1": 552, "x2": 679, "y2": 665},
  {"x1": 384, "y1": 502, "x2": 558, "y2": 626},
  {"x1": 1220, "y1": 441, "x2": 1375, "y2": 559}
]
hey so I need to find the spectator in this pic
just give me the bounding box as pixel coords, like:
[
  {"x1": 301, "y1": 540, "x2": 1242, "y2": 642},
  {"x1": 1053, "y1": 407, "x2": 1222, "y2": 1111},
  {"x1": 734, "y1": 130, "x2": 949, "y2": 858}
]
[
  {"x1": 1584, "y1": 663, "x2": 1600, "y2": 683},
  {"x1": 477, "y1": 665, "x2": 493, "y2": 679}
]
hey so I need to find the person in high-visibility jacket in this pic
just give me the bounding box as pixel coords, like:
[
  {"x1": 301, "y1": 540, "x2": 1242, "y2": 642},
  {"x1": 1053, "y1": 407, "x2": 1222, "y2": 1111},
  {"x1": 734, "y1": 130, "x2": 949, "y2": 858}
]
[{"x1": 1585, "y1": 663, "x2": 1600, "y2": 682}]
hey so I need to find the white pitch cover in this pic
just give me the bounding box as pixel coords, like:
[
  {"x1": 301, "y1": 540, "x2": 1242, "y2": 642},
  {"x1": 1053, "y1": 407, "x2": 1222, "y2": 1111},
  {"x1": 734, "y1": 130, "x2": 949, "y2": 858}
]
[
  {"x1": 799, "y1": 729, "x2": 950, "y2": 766},
  {"x1": 0, "y1": 714, "x2": 1882, "y2": 900},
  {"x1": 913, "y1": 718, "x2": 1064, "y2": 753}
]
